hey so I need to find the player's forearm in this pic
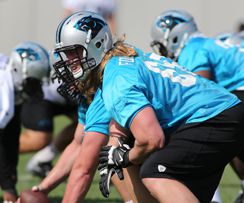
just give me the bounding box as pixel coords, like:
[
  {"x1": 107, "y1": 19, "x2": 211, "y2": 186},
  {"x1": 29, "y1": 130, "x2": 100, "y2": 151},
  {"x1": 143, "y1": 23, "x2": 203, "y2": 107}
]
[
  {"x1": 195, "y1": 70, "x2": 212, "y2": 80},
  {"x1": 61, "y1": 132, "x2": 107, "y2": 202},
  {"x1": 129, "y1": 107, "x2": 165, "y2": 165},
  {"x1": 62, "y1": 162, "x2": 97, "y2": 203},
  {"x1": 39, "y1": 140, "x2": 81, "y2": 193},
  {"x1": 129, "y1": 139, "x2": 163, "y2": 165}
]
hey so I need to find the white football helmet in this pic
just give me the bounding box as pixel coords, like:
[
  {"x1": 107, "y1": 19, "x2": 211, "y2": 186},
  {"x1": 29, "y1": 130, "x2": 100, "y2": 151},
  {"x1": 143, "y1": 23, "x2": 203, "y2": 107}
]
[
  {"x1": 151, "y1": 10, "x2": 198, "y2": 60},
  {"x1": 52, "y1": 11, "x2": 113, "y2": 102},
  {"x1": 215, "y1": 32, "x2": 242, "y2": 46},
  {"x1": 7, "y1": 41, "x2": 50, "y2": 92}
]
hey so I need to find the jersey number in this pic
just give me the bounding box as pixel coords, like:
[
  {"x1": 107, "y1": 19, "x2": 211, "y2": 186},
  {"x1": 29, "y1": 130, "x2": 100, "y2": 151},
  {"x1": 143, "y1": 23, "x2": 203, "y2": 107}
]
[{"x1": 144, "y1": 60, "x2": 196, "y2": 87}]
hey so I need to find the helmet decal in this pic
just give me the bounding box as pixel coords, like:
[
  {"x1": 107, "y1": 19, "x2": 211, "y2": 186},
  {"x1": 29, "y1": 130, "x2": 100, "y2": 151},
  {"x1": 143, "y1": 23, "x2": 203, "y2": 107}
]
[
  {"x1": 15, "y1": 48, "x2": 41, "y2": 61},
  {"x1": 157, "y1": 16, "x2": 186, "y2": 31},
  {"x1": 74, "y1": 15, "x2": 107, "y2": 39}
]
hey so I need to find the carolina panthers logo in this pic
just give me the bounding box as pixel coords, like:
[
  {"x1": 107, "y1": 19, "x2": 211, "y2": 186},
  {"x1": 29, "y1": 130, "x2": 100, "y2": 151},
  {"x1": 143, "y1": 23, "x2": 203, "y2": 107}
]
[
  {"x1": 16, "y1": 48, "x2": 40, "y2": 61},
  {"x1": 157, "y1": 16, "x2": 185, "y2": 30},
  {"x1": 74, "y1": 16, "x2": 107, "y2": 39}
]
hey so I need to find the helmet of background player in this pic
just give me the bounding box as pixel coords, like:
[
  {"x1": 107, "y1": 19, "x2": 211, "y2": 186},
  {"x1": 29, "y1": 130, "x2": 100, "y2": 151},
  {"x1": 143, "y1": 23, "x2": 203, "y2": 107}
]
[
  {"x1": 52, "y1": 11, "x2": 113, "y2": 102},
  {"x1": 215, "y1": 32, "x2": 242, "y2": 46},
  {"x1": 151, "y1": 10, "x2": 198, "y2": 60},
  {"x1": 7, "y1": 41, "x2": 50, "y2": 96}
]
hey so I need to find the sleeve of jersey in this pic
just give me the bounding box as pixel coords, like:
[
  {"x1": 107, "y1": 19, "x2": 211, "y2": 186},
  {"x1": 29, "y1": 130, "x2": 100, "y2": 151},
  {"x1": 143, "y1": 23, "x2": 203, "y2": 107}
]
[
  {"x1": 180, "y1": 45, "x2": 211, "y2": 73},
  {"x1": 77, "y1": 104, "x2": 87, "y2": 125},
  {"x1": 111, "y1": 86, "x2": 151, "y2": 129},
  {"x1": 104, "y1": 71, "x2": 151, "y2": 129},
  {"x1": 84, "y1": 90, "x2": 110, "y2": 135}
]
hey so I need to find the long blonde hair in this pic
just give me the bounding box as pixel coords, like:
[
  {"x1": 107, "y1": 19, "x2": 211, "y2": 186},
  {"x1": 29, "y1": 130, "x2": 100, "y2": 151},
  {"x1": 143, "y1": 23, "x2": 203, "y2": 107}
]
[{"x1": 80, "y1": 37, "x2": 138, "y2": 104}]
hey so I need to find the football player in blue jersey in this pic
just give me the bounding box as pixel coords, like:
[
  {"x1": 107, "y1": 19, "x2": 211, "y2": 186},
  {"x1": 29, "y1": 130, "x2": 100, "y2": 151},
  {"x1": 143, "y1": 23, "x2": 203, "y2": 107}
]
[
  {"x1": 31, "y1": 11, "x2": 159, "y2": 203},
  {"x1": 151, "y1": 9, "x2": 244, "y2": 93},
  {"x1": 151, "y1": 9, "x2": 244, "y2": 203},
  {"x1": 51, "y1": 11, "x2": 244, "y2": 203}
]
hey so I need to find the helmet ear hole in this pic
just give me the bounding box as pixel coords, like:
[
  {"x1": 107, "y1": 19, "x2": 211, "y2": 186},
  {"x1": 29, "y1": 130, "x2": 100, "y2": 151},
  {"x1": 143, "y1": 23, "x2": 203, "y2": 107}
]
[
  {"x1": 173, "y1": 37, "x2": 178, "y2": 43},
  {"x1": 95, "y1": 41, "x2": 102, "y2": 48}
]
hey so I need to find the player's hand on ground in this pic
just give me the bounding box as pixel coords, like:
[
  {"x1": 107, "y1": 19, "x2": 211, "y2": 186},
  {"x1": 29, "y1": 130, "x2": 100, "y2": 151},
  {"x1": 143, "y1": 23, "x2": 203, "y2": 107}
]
[
  {"x1": 32, "y1": 185, "x2": 48, "y2": 194},
  {"x1": 32, "y1": 185, "x2": 42, "y2": 192}
]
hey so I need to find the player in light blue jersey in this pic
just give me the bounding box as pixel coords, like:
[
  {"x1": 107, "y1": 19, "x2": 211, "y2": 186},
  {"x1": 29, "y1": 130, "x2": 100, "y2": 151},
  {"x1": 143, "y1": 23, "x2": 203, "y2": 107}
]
[
  {"x1": 151, "y1": 10, "x2": 244, "y2": 203},
  {"x1": 151, "y1": 10, "x2": 244, "y2": 92},
  {"x1": 51, "y1": 11, "x2": 244, "y2": 203},
  {"x1": 35, "y1": 12, "x2": 152, "y2": 203}
]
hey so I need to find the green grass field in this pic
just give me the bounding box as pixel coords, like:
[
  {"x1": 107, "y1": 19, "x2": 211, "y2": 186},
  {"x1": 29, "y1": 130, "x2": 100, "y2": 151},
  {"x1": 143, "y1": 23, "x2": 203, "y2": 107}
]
[{"x1": 0, "y1": 116, "x2": 242, "y2": 202}]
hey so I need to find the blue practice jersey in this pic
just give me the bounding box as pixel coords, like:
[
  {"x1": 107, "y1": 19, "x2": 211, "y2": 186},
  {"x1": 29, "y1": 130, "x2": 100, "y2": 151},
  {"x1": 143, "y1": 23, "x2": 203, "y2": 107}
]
[
  {"x1": 241, "y1": 41, "x2": 244, "y2": 48},
  {"x1": 178, "y1": 36, "x2": 244, "y2": 91},
  {"x1": 102, "y1": 51, "x2": 240, "y2": 134},
  {"x1": 78, "y1": 89, "x2": 110, "y2": 135}
]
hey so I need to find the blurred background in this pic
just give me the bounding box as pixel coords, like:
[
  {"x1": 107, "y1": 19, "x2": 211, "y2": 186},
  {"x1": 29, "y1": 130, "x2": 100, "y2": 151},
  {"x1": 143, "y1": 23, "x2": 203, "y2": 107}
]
[{"x1": 0, "y1": 0, "x2": 244, "y2": 54}]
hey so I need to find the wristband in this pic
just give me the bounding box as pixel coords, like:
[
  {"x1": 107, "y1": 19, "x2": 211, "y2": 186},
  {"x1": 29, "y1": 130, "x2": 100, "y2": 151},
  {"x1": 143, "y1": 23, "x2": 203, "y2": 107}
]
[{"x1": 122, "y1": 151, "x2": 132, "y2": 168}]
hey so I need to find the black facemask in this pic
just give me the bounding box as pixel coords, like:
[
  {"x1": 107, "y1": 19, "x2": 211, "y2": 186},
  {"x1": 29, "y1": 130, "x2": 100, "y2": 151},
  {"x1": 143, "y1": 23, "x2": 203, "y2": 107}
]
[{"x1": 150, "y1": 41, "x2": 168, "y2": 57}]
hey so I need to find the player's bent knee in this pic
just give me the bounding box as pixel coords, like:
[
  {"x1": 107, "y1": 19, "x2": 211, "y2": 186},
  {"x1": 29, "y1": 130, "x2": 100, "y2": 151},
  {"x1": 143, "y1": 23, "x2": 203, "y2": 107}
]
[{"x1": 20, "y1": 131, "x2": 52, "y2": 152}]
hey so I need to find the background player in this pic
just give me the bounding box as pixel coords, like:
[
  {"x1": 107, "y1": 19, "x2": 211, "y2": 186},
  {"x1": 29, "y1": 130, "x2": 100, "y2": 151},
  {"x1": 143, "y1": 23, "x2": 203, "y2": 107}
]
[
  {"x1": 150, "y1": 9, "x2": 244, "y2": 203},
  {"x1": 0, "y1": 41, "x2": 50, "y2": 202}
]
